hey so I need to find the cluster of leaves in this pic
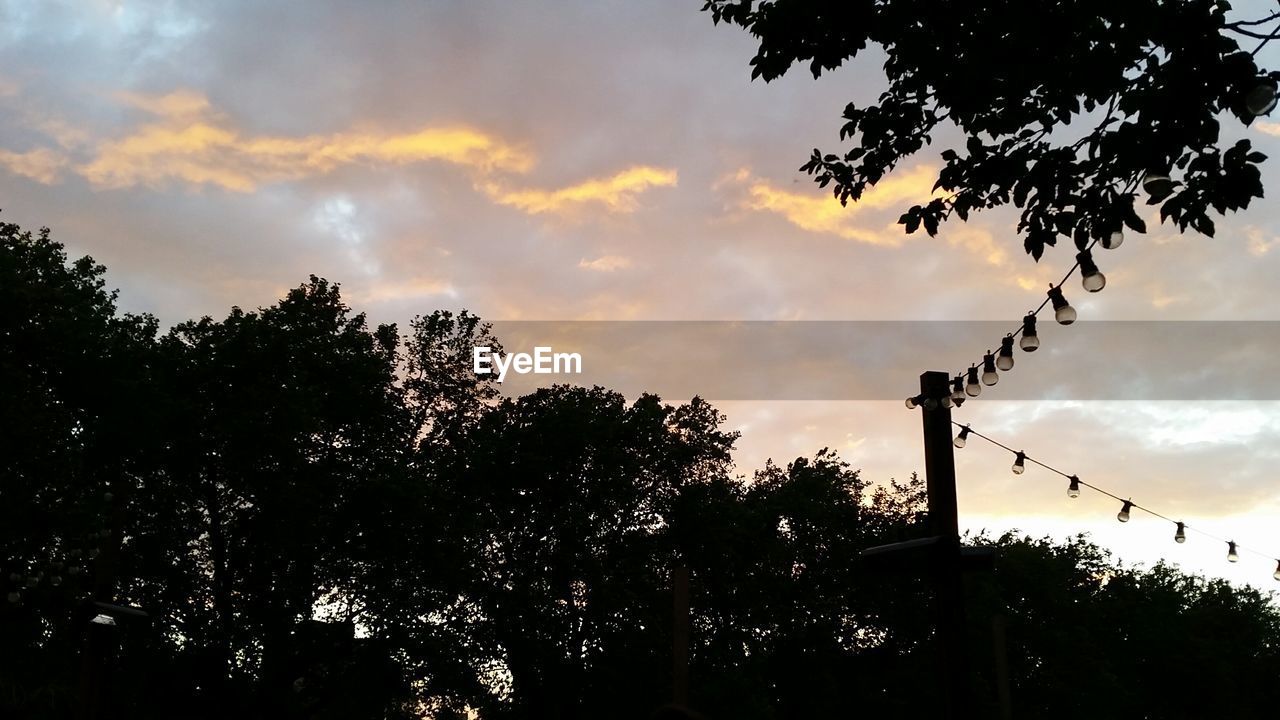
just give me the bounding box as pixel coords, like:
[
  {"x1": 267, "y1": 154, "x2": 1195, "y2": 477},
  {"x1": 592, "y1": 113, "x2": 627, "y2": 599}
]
[
  {"x1": 5, "y1": 223, "x2": 1280, "y2": 718},
  {"x1": 705, "y1": 0, "x2": 1274, "y2": 259}
]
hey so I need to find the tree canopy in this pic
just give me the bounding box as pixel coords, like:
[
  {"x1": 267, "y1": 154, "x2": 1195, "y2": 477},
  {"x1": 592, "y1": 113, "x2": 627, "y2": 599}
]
[
  {"x1": 703, "y1": 0, "x2": 1279, "y2": 258},
  {"x1": 4, "y1": 219, "x2": 1280, "y2": 718}
]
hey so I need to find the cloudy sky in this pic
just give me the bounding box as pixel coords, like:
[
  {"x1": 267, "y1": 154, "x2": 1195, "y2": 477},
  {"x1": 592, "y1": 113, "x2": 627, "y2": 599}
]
[{"x1": 4, "y1": 0, "x2": 1280, "y2": 588}]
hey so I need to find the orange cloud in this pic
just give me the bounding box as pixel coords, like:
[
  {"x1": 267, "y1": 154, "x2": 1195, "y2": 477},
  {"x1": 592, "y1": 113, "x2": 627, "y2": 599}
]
[
  {"x1": 731, "y1": 164, "x2": 940, "y2": 246},
  {"x1": 578, "y1": 255, "x2": 633, "y2": 271},
  {"x1": 1245, "y1": 226, "x2": 1278, "y2": 256},
  {"x1": 116, "y1": 88, "x2": 212, "y2": 119},
  {"x1": 0, "y1": 147, "x2": 68, "y2": 184},
  {"x1": 1254, "y1": 120, "x2": 1280, "y2": 137},
  {"x1": 72, "y1": 91, "x2": 534, "y2": 191},
  {"x1": 1, "y1": 90, "x2": 676, "y2": 219},
  {"x1": 57, "y1": 90, "x2": 532, "y2": 190},
  {"x1": 355, "y1": 277, "x2": 458, "y2": 304},
  {"x1": 483, "y1": 166, "x2": 678, "y2": 215}
]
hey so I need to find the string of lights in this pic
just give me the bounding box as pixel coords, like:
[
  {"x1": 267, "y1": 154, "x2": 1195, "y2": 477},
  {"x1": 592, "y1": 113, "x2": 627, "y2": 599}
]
[
  {"x1": 904, "y1": 234, "x2": 1110, "y2": 411},
  {"x1": 950, "y1": 420, "x2": 1280, "y2": 583},
  {"x1": 904, "y1": 78, "x2": 1279, "y2": 410}
]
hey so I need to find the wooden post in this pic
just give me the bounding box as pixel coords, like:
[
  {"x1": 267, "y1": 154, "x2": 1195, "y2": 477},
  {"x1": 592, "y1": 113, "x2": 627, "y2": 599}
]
[{"x1": 920, "y1": 371, "x2": 971, "y2": 719}]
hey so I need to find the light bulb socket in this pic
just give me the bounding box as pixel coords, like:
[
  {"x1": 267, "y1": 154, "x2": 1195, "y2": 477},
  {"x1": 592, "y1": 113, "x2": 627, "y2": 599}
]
[
  {"x1": 965, "y1": 366, "x2": 981, "y2": 397},
  {"x1": 1048, "y1": 285, "x2": 1076, "y2": 325},
  {"x1": 997, "y1": 335, "x2": 1015, "y2": 370},
  {"x1": 982, "y1": 352, "x2": 999, "y2": 386},
  {"x1": 1019, "y1": 314, "x2": 1040, "y2": 352},
  {"x1": 1048, "y1": 285, "x2": 1068, "y2": 311},
  {"x1": 1077, "y1": 250, "x2": 1106, "y2": 292}
]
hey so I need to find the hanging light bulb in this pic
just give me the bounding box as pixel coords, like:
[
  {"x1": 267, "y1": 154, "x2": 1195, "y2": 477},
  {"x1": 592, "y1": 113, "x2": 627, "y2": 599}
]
[
  {"x1": 1067, "y1": 475, "x2": 1080, "y2": 498},
  {"x1": 905, "y1": 395, "x2": 920, "y2": 409},
  {"x1": 1142, "y1": 170, "x2": 1173, "y2": 197},
  {"x1": 1048, "y1": 285, "x2": 1076, "y2": 325},
  {"x1": 922, "y1": 397, "x2": 939, "y2": 411},
  {"x1": 954, "y1": 425, "x2": 970, "y2": 448},
  {"x1": 982, "y1": 352, "x2": 999, "y2": 386},
  {"x1": 1011, "y1": 451, "x2": 1026, "y2": 475},
  {"x1": 1077, "y1": 250, "x2": 1106, "y2": 293},
  {"x1": 1175, "y1": 522, "x2": 1186, "y2": 544},
  {"x1": 1227, "y1": 541, "x2": 1240, "y2": 562},
  {"x1": 997, "y1": 335, "x2": 1015, "y2": 371},
  {"x1": 6, "y1": 591, "x2": 18, "y2": 604},
  {"x1": 941, "y1": 394, "x2": 953, "y2": 409},
  {"x1": 1102, "y1": 230, "x2": 1124, "y2": 250},
  {"x1": 951, "y1": 375, "x2": 966, "y2": 404},
  {"x1": 1273, "y1": 560, "x2": 1280, "y2": 581},
  {"x1": 965, "y1": 366, "x2": 982, "y2": 397},
  {"x1": 1117, "y1": 500, "x2": 1133, "y2": 523},
  {"x1": 1246, "y1": 78, "x2": 1279, "y2": 116},
  {"x1": 1019, "y1": 314, "x2": 1040, "y2": 352}
]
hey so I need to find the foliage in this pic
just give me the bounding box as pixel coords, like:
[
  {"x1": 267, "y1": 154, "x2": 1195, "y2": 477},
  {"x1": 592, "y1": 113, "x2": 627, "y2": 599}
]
[
  {"x1": 703, "y1": 0, "x2": 1277, "y2": 258},
  {"x1": 5, "y1": 222, "x2": 1280, "y2": 718}
]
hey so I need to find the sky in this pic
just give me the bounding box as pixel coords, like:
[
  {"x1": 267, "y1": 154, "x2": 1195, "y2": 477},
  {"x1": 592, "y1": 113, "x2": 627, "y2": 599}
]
[{"x1": 3, "y1": 0, "x2": 1280, "y2": 589}]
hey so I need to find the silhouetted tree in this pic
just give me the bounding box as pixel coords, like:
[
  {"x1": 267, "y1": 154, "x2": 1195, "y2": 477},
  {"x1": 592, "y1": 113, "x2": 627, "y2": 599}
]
[
  {"x1": 971, "y1": 533, "x2": 1280, "y2": 719},
  {"x1": 422, "y1": 387, "x2": 738, "y2": 718},
  {"x1": 152, "y1": 277, "x2": 415, "y2": 717},
  {"x1": 0, "y1": 219, "x2": 162, "y2": 716},
  {"x1": 7, "y1": 219, "x2": 1280, "y2": 719},
  {"x1": 703, "y1": 0, "x2": 1277, "y2": 258}
]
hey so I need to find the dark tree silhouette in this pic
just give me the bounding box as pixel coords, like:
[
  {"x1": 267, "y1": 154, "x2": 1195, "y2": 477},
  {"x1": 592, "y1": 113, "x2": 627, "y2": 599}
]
[
  {"x1": 1, "y1": 220, "x2": 162, "y2": 715},
  {"x1": 703, "y1": 0, "x2": 1277, "y2": 258},
  {"x1": 151, "y1": 277, "x2": 416, "y2": 717},
  {"x1": 6, "y1": 219, "x2": 1280, "y2": 719}
]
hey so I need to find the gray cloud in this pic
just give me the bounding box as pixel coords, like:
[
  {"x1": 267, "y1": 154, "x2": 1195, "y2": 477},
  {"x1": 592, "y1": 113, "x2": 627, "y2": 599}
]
[{"x1": 3, "y1": 0, "x2": 1280, "y2": 582}]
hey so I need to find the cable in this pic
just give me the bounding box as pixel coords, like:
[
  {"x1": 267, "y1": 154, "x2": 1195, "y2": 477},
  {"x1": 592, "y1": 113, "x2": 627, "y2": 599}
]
[
  {"x1": 926, "y1": 238, "x2": 1099, "y2": 409},
  {"x1": 952, "y1": 420, "x2": 1280, "y2": 571}
]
